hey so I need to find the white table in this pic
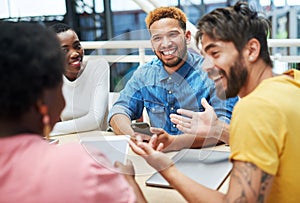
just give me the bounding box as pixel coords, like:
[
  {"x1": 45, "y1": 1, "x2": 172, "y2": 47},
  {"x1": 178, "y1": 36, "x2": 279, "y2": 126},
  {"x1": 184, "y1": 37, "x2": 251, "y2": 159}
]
[{"x1": 53, "y1": 131, "x2": 230, "y2": 203}]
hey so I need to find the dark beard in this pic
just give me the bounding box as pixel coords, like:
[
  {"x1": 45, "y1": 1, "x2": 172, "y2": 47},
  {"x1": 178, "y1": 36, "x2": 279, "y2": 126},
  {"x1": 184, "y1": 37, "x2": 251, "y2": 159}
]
[
  {"x1": 163, "y1": 55, "x2": 183, "y2": 67},
  {"x1": 225, "y1": 57, "x2": 248, "y2": 98},
  {"x1": 155, "y1": 39, "x2": 187, "y2": 68}
]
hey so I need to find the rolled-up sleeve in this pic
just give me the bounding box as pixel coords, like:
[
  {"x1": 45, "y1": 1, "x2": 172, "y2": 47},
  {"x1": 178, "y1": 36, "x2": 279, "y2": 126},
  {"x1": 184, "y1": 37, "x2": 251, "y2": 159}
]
[{"x1": 108, "y1": 69, "x2": 145, "y2": 124}]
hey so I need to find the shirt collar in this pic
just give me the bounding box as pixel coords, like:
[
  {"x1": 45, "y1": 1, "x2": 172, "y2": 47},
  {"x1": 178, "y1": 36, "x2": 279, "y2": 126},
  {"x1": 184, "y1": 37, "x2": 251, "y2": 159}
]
[{"x1": 157, "y1": 52, "x2": 194, "y2": 85}]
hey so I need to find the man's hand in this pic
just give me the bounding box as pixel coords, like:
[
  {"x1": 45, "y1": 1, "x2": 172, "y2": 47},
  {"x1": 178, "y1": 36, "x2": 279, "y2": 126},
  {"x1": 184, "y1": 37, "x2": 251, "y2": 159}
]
[
  {"x1": 114, "y1": 160, "x2": 148, "y2": 203},
  {"x1": 150, "y1": 127, "x2": 179, "y2": 152},
  {"x1": 129, "y1": 134, "x2": 174, "y2": 172},
  {"x1": 170, "y1": 98, "x2": 220, "y2": 140},
  {"x1": 114, "y1": 160, "x2": 135, "y2": 176}
]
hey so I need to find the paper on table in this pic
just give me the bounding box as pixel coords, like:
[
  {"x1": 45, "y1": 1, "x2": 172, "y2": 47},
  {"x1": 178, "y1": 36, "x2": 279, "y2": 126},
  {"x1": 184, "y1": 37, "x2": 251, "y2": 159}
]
[{"x1": 80, "y1": 135, "x2": 130, "y2": 165}]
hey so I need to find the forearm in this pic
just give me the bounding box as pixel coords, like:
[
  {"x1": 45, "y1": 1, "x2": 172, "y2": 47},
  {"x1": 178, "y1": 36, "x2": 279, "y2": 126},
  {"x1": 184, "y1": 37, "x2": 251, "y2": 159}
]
[
  {"x1": 207, "y1": 118, "x2": 229, "y2": 144},
  {"x1": 189, "y1": 119, "x2": 229, "y2": 148},
  {"x1": 188, "y1": 118, "x2": 229, "y2": 146},
  {"x1": 50, "y1": 120, "x2": 78, "y2": 136},
  {"x1": 160, "y1": 165, "x2": 225, "y2": 203},
  {"x1": 171, "y1": 134, "x2": 221, "y2": 150},
  {"x1": 110, "y1": 114, "x2": 135, "y2": 136},
  {"x1": 164, "y1": 121, "x2": 228, "y2": 151},
  {"x1": 217, "y1": 120, "x2": 230, "y2": 144},
  {"x1": 163, "y1": 160, "x2": 274, "y2": 203},
  {"x1": 51, "y1": 112, "x2": 107, "y2": 135}
]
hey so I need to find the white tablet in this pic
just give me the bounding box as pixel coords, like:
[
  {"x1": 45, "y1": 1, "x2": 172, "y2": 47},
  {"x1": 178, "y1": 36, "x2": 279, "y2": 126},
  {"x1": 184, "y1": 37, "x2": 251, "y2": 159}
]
[{"x1": 80, "y1": 135, "x2": 130, "y2": 165}]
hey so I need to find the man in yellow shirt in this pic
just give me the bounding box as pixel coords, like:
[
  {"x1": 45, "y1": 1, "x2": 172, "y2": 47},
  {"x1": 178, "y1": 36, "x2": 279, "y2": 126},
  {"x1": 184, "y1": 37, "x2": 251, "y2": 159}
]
[{"x1": 130, "y1": 1, "x2": 300, "y2": 202}]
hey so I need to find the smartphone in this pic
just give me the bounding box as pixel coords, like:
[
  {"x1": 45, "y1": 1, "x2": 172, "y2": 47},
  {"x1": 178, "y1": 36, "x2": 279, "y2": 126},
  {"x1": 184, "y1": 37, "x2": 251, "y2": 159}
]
[{"x1": 131, "y1": 122, "x2": 152, "y2": 136}]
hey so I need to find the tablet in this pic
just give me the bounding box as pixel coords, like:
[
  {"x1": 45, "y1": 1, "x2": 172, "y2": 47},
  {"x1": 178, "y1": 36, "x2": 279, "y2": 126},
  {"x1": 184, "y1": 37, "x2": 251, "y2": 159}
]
[
  {"x1": 146, "y1": 149, "x2": 232, "y2": 190},
  {"x1": 80, "y1": 135, "x2": 130, "y2": 165}
]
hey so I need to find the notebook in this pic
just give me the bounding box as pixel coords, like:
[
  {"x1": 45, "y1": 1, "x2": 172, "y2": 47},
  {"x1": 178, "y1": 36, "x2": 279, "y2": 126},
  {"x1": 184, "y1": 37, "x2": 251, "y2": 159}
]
[
  {"x1": 146, "y1": 149, "x2": 232, "y2": 190},
  {"x1": 80, "y1": 135, "x2": 130, "y2": 165}
]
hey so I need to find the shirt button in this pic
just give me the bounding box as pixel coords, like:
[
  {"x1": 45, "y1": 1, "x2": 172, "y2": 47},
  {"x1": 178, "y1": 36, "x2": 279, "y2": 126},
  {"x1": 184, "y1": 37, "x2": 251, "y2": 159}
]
[
  {"x1": 168, "y1": 77, "x2": 172, "y2": 80},
  {"x1": 170, "y1": 107, "x2": 174, "y2": 110},
  {"x1": 168, "y1": 90, "x2": 172, "y2": 94},
  {"x1": 172, "y1": 124, "x2": 176, "y2": 127}
]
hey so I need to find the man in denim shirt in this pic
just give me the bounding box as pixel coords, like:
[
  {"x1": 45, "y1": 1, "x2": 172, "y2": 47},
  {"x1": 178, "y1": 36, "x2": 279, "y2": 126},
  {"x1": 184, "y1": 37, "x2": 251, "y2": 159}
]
[{"x1": 108, "y1": 7, "x2": 238, "y2": 151}]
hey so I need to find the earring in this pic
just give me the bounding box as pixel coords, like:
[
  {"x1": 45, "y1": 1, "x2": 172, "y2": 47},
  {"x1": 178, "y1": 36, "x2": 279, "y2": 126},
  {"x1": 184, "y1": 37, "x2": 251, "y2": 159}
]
[
  {"x1": 249, "y1": 56, "x2": 254, "y2": 61},
  {"x1": 39, "y1": 105, "x2": 51, "y2": 140}
]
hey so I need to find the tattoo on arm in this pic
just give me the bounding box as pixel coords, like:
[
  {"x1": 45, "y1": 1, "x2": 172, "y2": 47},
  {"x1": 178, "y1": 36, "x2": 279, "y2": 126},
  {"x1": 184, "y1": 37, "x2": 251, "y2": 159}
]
[
  {"x1": 258, "y1": 171, "x2": 272, "y2": 203},
  {"x1": 229, "y1": 161, "x2": 273, "y2": 203}
]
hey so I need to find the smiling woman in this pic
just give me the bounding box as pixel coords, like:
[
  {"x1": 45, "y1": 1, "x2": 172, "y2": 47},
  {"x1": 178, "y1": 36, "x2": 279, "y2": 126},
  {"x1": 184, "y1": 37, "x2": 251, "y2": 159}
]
[{"x1": 49, "y1": 23, "x2": 110, "y2": 135}]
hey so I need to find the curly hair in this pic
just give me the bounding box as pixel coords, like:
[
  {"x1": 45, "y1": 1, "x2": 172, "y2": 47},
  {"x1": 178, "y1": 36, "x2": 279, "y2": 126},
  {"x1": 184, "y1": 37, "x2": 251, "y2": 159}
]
[
  {"x1": 0, "y1": 21, "x2": 65, "y2": 120},
  {"x1": 48, "y1": 22, "x2": 72, "y2": 34},
  {"x1": 145, "y1": 6, "x2": 187, "y2": 30},
  {"x1": 196, "y1": 1, "x2": 272, "y2": 67}
]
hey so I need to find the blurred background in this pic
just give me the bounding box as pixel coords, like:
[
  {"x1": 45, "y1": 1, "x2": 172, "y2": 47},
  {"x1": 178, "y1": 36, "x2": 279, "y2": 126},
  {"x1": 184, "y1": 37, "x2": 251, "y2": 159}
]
[{"x1": 1, "y1": 0, "x2": 300, "y2": 91}]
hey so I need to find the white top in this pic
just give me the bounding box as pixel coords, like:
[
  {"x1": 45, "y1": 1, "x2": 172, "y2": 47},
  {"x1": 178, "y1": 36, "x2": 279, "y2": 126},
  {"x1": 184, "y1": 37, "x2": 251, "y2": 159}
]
[{"x1": 51, "y1": 58, "x2": 109, "y2": 136}]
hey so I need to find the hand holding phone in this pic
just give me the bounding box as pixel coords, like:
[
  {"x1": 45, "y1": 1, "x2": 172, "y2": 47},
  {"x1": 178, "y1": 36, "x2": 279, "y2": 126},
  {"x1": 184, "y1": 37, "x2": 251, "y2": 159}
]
[{"x1": 131, "y1": 122, "x2": 152, "y2": 136}]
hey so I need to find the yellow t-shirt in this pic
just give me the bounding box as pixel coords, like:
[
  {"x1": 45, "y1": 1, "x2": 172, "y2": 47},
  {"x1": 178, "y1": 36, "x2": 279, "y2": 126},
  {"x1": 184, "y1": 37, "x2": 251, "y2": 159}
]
[{"x1": 230, "y1": 69, "x2": 300, "y2": 203}]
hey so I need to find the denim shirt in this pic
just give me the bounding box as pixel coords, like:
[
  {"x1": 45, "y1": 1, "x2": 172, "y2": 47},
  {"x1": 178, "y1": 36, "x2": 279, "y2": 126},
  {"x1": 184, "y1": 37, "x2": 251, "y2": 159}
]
[{"x1": 108, "y1": 52, "x2": 238, "y2": 135}]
